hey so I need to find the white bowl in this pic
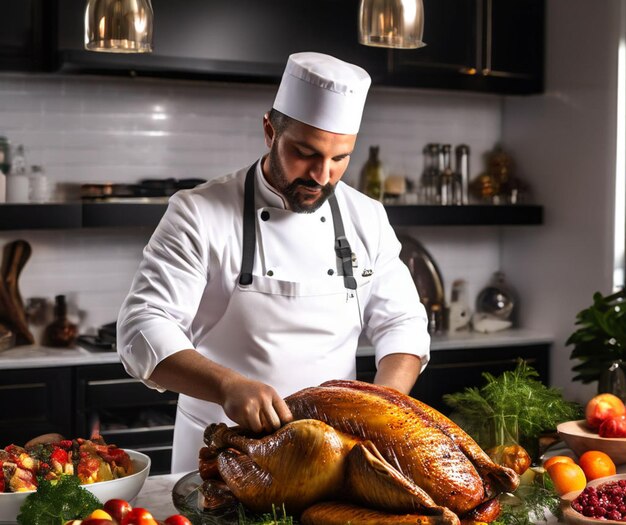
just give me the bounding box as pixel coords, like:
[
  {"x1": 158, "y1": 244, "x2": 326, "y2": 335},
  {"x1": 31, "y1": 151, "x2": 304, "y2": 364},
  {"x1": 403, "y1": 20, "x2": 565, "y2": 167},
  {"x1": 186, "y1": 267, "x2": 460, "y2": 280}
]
[
  {"x1": 561, "y1": 473, "x2": 626, "y2": 525},
  {"x1": 557, "y1": 420, "x2": 626, "y2": 465},
  {"x1": 0, "y1": 449, "x2": 150, "y2": 523}
]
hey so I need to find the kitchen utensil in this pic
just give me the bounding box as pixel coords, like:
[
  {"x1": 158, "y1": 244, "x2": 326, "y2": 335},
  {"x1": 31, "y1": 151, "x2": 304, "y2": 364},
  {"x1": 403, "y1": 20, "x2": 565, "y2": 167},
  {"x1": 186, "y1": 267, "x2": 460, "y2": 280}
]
[
  {"x1": 398, "y1": 235, "x2": 445, "y2": 319},
  {"x1": 0, "y1": 239, "x2": 34, "y2": 345},
  {"x1": 476, "y1": 271, "x2": 516, "y2": 320},
  {"x1": 76, "y1": 321, "x2": 117, "y2": 352}
]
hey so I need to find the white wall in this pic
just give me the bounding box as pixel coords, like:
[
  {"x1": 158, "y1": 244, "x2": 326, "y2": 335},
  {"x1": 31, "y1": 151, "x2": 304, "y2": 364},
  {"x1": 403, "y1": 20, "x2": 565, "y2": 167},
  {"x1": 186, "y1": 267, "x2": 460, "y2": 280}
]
[
  {"x1": 501, "y1": 0, "x2": 622, "y2": 402},
  {"x1": 0, "y1": 73, "x2": 504, "y2": 335}
]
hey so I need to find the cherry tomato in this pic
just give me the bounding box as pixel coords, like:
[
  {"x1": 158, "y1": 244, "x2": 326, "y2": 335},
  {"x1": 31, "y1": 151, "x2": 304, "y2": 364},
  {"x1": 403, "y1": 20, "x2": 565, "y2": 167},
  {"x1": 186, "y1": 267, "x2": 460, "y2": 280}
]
[
  {"x1": 104, "y1": 499, "x2": 133, "y2": 522},
  {"x1": 120, "y1": 508, "x2": 158, "y2": 525},
  {"x1": 164, "y1": 515, "x2": 192, "y2": 525}
]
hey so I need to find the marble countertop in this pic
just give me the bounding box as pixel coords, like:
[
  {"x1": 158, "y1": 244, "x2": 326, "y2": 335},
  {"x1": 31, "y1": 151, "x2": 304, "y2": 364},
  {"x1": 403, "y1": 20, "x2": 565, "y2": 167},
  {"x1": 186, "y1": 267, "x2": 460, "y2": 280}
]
[
  {"x1": 133, "y1": 473, "x2": 181, "y2": 520},
  {"x1": 0, "y1": 329, "x2": 553, "y2": 369}
]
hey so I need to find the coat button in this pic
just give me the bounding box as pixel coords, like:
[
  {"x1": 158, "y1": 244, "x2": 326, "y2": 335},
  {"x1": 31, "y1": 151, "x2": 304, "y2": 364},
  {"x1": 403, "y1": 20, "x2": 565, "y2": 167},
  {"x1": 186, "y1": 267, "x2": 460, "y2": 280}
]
[
  {"x1": 261, "y1": 210, "x2": 270, "y2": 221},
  {"x1": 267, "y1": 270, "x2": 274, "y2": 276},
  {"x1": 327, "y1": 269, "x2": 334, "y2": 275},
  {"x1": 320, "y1": 216, "x2": 326, "y2": 222}
]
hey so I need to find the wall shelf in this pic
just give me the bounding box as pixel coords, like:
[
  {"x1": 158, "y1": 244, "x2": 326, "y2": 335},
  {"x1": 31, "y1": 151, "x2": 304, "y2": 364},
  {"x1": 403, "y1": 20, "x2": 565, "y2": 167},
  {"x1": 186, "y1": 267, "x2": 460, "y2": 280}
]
[
  {"x1": 0, "y1": 202, "x2": 543, "y2": 231},
  {"x1": 0, "y1": 202, "x2": 544, "y2": 230}
]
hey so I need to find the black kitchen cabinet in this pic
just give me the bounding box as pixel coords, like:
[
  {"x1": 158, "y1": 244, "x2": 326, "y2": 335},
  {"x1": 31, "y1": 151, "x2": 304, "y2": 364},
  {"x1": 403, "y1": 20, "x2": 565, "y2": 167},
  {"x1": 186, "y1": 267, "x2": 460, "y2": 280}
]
[
  {"x1": 356, "y1": 342, "x2": 550, "y2": 414},
  {"x1": 387, "y1": 0, "x2": 545, "y2": 94},
  {"x1": 75, "y1": 363, "x2": 178, "y2": 475},
  {"x1": 56, "y1": 0, "x2": 388, "y2": 83},
  {"x1": 52, "y1": 0, "x2": 543, "y2": 94},
  {"x1": 0, "y1": 0, "x2": 57, "y2": 71},
  {"x1": 0, "y1": 366, "x2": 73, "y2": 446}
]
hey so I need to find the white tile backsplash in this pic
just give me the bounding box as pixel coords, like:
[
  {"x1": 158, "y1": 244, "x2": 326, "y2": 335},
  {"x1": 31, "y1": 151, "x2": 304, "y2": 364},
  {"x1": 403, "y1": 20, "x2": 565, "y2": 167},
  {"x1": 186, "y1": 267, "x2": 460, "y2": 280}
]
[{"x1": 0, "y1": 73, "x2": 503, "y2": 334}]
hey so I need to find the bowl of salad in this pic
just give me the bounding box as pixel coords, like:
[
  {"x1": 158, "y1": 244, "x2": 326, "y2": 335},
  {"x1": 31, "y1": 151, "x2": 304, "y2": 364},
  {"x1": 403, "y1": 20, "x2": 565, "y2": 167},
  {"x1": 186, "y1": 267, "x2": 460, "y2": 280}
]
[{"x1": 0, "y1": 436, "x2": 150, "y2": 523}]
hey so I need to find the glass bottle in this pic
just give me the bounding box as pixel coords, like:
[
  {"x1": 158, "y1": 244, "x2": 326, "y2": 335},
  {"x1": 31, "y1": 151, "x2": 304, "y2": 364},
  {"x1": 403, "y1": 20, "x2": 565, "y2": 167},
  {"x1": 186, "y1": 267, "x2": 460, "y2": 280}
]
[
  {"x1": 439, "y1": 144, "x2": 454, "y2": 205},
  {"x1": 360, "y1": 145, "x2": 384, "y2": 201},
  {"x1": 420, "y1": 144, "x2": 440, "y2": 204},
  {"x1": 44, "y1": 295, "x2": 78, "y2": 348},
  {"x1": 455, "y1": 144, "x2": 470, "y2": 205},
  {"x1": 6, "y1": 144, "x2": 29, "y2": 203}
]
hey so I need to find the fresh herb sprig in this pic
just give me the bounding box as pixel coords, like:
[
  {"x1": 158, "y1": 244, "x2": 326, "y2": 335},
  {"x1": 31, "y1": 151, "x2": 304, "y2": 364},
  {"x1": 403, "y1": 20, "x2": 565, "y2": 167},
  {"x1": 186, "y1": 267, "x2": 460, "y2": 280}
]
[
  {"x1": 17, "y1": 475, "x2": 101, "y2": 525},
  {"x1": 238, "y1": 503, "x2": 295, "y2": 524},
  {"x1": 443, "y1": 360, "x2": 581, "y2": 453},
  {"x1": 492, "y1": 470, "x2": 561, "y2": 525}
]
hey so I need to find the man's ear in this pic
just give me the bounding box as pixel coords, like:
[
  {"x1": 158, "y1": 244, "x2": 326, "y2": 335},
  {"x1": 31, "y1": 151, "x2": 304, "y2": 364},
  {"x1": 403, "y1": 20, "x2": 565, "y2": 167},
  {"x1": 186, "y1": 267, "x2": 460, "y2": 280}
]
[{"x1": 263, "y1": 113, "x2": 275, "y2": 149}]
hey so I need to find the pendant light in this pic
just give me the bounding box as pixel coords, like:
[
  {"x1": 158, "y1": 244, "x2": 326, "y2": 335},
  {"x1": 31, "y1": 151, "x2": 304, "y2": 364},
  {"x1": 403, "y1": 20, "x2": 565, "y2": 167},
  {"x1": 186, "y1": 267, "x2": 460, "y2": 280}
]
[
  {"x1": 358, "y1": 0, "x2": 426, "y2": 49},
  {"x1": 85, "y1": 0, "x2": 153, "y2": 53}
]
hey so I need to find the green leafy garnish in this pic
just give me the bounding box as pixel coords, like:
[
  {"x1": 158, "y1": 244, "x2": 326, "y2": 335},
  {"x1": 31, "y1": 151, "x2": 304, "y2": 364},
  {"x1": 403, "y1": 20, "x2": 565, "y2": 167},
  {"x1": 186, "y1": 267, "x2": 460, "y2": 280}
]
[
  {"x1": 238, "y1": 503, "x2": 295, "y2": 524},
  {"x1": 492, "y1": 470, "x2": 561, "y2": 525},
  {"x1": 443, "y1": 360, "x2": 581, "y2": 455},
  {"x1": 17, "y1": 475, "x2": 101, "y2": 525}
]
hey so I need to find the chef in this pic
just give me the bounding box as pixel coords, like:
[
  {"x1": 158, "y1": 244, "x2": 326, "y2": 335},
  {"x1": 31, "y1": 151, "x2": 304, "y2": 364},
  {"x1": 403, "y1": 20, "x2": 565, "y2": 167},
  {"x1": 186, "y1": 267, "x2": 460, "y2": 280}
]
[{"x1": 117, "y1": 52, "x2": 430, "y2": 473}]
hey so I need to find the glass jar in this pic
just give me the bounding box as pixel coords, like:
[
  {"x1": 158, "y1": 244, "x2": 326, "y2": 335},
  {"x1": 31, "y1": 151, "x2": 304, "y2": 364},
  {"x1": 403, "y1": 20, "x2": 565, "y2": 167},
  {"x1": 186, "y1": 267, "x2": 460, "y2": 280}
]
[{"x1": 598, "y1": 360, "x2": 626, "y2": 402}]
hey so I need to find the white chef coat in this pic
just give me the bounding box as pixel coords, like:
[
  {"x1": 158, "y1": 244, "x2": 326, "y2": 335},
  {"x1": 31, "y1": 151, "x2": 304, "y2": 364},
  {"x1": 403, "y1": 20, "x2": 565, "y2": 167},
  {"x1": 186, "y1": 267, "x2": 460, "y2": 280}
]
[{"x1": 117, "y1": 159, "x2": 430, "y2": 472}]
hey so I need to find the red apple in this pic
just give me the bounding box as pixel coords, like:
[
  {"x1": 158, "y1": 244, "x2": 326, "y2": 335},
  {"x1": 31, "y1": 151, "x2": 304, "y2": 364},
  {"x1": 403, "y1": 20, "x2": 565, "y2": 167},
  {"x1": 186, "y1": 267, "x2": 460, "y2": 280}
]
[
  {"x1": 599, "y1": 414, "x2": 626, "y2": 437},
  {"x1": 585, "y1": 393, "x2": 626, "y2": 429}
]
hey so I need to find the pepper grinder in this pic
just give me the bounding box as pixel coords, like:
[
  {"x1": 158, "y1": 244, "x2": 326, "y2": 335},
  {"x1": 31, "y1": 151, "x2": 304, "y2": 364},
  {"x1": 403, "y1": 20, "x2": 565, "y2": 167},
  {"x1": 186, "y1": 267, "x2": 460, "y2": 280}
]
[{"x1": 44, "y1": 295, "x2": 78, "y2": 348}]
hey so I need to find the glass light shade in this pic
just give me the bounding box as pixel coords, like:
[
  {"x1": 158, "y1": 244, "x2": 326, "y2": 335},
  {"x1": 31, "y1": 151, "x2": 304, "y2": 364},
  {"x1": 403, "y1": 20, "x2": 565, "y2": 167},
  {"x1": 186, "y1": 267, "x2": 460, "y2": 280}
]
[
  {"x1": 359, "y1": 0, "x2": 426, "y2": 49},
  {"x1": 85, "y1": 0, "x2": 153, "y2": 53}
]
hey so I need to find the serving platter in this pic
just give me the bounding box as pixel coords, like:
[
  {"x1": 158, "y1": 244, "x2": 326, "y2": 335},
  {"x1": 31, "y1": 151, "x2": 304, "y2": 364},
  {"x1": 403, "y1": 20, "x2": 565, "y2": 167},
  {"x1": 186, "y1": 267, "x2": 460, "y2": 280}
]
[{"x1": 172, "y1": 471, "x2": 239, "y2": 525}]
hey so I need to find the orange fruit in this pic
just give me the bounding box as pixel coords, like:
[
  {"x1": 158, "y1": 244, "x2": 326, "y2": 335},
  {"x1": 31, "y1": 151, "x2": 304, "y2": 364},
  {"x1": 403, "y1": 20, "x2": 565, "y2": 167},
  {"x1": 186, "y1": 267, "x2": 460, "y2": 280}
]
[
  {"x1": 578, "y1": 450, "x2": 616, "y2": 481},
  {"x1": 543, "y1": 455, "x2": 576, "y2": 470},
  {"x1": 547, "y1": 462, "x2": 587, "y2": 495}
]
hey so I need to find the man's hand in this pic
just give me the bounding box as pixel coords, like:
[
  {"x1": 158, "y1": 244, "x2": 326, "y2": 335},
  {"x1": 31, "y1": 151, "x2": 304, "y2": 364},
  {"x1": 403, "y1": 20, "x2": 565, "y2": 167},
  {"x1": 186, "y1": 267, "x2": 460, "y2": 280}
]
[
  {"x1": 150, "y1": 349, "x2": 293, "y2": 433},
  {"x1": 220, "y1": 377, "x2": 293, "y2": 433}
]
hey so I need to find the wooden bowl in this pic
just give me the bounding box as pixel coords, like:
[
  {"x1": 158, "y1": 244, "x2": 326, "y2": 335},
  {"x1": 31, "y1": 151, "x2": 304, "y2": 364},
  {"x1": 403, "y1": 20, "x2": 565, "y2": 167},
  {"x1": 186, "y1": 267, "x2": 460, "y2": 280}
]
[
  {"x1": 557, "y1": 420, "x2": 626, "y2": 465},
  {"x1": 561, "y1": 474, "x2": 626, "y2": 525}
]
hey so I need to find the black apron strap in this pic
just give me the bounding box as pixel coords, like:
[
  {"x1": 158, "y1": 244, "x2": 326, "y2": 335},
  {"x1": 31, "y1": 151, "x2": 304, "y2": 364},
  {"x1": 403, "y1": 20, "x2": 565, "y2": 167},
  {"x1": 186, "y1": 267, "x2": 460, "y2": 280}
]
[
  {"x1": 239, "y1": 162, "x2": 356, "y2": 292},
  {"x1": 329, "y1": 193, "x2": 357, "y2": 290},
  {"x1": 238, "y1": 163, "x2": 257, "y2": 286}
]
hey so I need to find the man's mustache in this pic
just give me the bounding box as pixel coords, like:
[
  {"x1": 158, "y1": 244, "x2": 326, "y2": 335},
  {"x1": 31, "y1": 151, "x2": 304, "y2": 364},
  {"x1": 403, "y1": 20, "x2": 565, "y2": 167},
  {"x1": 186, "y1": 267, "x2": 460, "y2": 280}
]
[{"x1": 292, "y1": 178, "x2": 324, "y2": 189}]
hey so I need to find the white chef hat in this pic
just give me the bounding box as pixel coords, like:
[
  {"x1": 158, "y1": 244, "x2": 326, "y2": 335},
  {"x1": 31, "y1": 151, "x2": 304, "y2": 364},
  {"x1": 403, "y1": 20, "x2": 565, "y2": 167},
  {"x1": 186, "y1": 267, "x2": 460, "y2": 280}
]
[{"x1": 272, "y1": 52, "x2": 372, "y2": 135}]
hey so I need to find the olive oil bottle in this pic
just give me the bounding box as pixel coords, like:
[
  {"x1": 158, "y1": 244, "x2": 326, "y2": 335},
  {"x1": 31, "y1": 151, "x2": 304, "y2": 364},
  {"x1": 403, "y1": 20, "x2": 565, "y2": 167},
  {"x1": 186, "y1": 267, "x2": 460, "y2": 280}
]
[{"x1": 359, "y1": 145, "x2": 384, "y2": 201}]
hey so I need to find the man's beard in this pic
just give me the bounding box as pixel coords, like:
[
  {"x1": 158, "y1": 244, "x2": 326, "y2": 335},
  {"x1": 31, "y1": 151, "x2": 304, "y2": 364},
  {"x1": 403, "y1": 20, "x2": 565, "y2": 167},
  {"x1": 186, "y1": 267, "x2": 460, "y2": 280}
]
[{"x1": 267, "y1": 146, "x2": 335, "y2": 213}]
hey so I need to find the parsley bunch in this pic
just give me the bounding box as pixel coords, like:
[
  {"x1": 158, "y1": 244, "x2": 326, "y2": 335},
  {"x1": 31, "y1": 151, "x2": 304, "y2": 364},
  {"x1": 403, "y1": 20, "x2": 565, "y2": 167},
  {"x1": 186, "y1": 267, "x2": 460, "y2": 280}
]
[{"x1": 17, "y1": 475, "x2": 101, "y2": 525}]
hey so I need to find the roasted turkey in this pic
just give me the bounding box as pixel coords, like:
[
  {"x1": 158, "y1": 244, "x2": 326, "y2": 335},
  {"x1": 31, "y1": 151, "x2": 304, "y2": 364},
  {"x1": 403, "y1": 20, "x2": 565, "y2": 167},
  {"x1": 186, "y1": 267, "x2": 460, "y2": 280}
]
[{"x1": 199, "y1": 380, "x2": 519, "y2": 525}]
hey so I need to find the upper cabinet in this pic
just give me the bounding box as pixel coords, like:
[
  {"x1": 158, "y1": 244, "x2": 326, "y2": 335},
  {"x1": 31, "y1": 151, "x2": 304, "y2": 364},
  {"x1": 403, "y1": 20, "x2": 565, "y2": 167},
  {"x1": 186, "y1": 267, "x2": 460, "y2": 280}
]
[
  {"x1": 0, "y1": 0, "x2": 56, "y2": 71},
  {"x1": 387, "y1": 0, "x2": 545, "y2": 94},
  {"x1": 1, "y1": 0, "x2": 544, "y2": 95},
  {"x1": 56, "y1": 0, "x2": 389, "y2": 83}
]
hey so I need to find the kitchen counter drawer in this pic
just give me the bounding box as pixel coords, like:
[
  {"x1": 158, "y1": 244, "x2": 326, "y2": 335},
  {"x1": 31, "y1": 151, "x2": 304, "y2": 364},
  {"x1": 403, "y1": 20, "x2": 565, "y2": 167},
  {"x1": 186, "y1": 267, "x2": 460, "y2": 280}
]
[
  {"x1": 0, "y1": 367, "x2": 73, "y2": 446},
  {"x1": 76, "y1": 363, "x2": 178, "y2": 410}
]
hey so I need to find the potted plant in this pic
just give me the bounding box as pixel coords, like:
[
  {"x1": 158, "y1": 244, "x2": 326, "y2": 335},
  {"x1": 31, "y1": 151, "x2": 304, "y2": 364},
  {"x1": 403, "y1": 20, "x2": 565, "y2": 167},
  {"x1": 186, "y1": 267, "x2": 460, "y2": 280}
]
[{"x1": 567, "y1": 289, "x2": 626, "y2": 393}]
